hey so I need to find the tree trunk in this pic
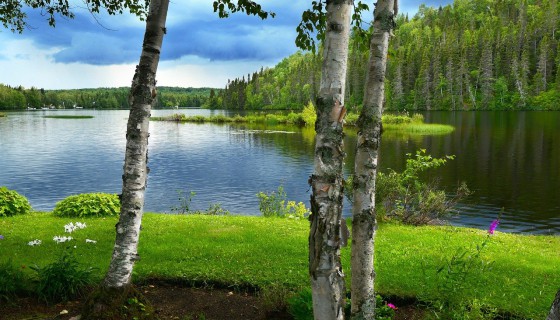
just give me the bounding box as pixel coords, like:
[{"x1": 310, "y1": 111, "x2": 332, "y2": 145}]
[
  {"x1": 547, "y1": 288, "x2": 560, "y2": 320},
  {"x1": 81, "y1": 2, "x2": 169, "y2": 319},
  {"x1": 308, "y1": 1, "x2": 352, "y2": 319},
  {"x1": 350, "y1": 0, "x2": 396, "y2": 319},
  {"x1": 103, "y1": 0, "x2": 169, "y2": 289}
]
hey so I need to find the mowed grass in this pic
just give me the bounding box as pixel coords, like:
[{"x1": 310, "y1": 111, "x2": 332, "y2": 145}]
[{"x1": 1, "y1": 212, "x2": 558, "y2": 318}]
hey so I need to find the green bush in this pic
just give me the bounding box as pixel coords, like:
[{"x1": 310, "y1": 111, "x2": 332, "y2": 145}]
[
  {"x1": 0, "y1": 260, "x2": 28, "y2": 302},
  {"x1": 286, "y1": 112, "x2": 305, "y2": 125},
  {"x1": 257, "y1": 185, "x2": 310, "y2": 219},
  {"x1": 0, "y1": 186, "x2": 32, "y2": 217},
  {"x1": 31, "y1": 251, "x2": 97, "y2": 303},
  {"x1": 53, "y1": 193, "x2": 120, "y2": 218},
  {"x1": 378, "y1": 150, "x2": 470, "y2": 225},
  {"x1": 301, "y1": 101, "x2": 317, "y2": 126},
  {"x1": 346, "y1": 150, "x2": 469, "y2": 225}
]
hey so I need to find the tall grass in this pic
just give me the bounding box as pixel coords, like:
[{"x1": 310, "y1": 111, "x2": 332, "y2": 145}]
[
  {"x1": 152, "y1": 111, "x2": 454, "y2": 135},
  {"x1": 1, "y1": 213, "x2": 556, "y2": 318}
]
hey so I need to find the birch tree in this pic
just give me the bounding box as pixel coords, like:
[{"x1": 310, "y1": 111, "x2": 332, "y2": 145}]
[
  {"x1": 548, "y1": 289, "x2": 560, "y2": 320},
  {"x1": 82, "y1": 1, "x2": 273, "y2": 316},
  {"x1": 301, "y1": 1, "x2": 352, "y2": 318},
  {"x1": 82, "y1": 1, "x2": 170, "y2": 317},
  {"x1": 351, "y1": 0, "x2": 396, "y2": 318}
]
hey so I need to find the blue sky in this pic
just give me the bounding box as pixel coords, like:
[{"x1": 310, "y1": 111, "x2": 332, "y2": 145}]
[{"x1": 0, "y1": 0, "x2": 451, "y2": 89}]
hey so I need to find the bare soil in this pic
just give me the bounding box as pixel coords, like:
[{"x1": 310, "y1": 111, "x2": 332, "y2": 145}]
[{"x1": 0, "y1": 280, "x2": 425, "y2": 320}]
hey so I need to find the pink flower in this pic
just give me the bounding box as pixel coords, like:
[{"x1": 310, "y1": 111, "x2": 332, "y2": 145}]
[
  {"x1": 488, "y1": 219, "x2": 500, "y2": 234},
  {"x1": 387, "y1": 303, "x2": 397, "y2": 310}
]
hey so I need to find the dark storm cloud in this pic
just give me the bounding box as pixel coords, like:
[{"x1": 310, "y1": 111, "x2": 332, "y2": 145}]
[
  {"x1": 15, "y1": 2, "x2": 301, "y2": 65},
  {"x1": 10, "y1": 1, "x2": 452, "y2": 66}
]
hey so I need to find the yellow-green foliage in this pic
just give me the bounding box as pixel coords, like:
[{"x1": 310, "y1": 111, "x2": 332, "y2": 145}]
[
  {"x1": 257, "y1": 185, "x2": 310, "y2": 220},
  {"x1": 301, "y1": 101, "x2": 316, "y2": 126},
  {"x1": 0, "y1": 186, "x2": 32, "y2": 217},
  {"x1": 53, "y1": 193, "x2": 120, "y2": 218}
]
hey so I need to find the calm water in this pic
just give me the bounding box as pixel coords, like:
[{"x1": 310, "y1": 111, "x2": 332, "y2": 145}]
[{"x1": 0, "y1": 110, "x2": 558, "y2": 235}]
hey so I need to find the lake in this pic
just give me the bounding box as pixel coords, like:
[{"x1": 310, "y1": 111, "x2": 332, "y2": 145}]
[{"x1": 0, "y1": 109, "x2": 558, "y2": 235}]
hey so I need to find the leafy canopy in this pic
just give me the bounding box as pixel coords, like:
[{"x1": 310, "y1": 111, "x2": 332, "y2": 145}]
[
  {"x1": 0, "y1": 0, "x2": 150, "y2": 33},
  {"x1": 1, "y1": 0, "x2": 274, "y2": 33},
  {"x1": 295, "y1": 0, "x2": 372, "y2": 52}
]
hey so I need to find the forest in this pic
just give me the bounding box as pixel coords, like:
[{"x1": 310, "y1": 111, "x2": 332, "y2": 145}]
[
  {"x1": 0, "y1": 85, "x2": 213, "y2": 110},
  {"x1": 2, "y1": 0, "x2": 558, "y2": 112},
  {"x1": 219, "y1": 0, "x2": 560, "y2": 111}
]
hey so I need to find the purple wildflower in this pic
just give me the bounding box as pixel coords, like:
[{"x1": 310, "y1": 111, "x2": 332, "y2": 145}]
[
  {"x1": 0, "y1": 235, "x2": 4, "y2": 240},
  {"x1": 488, "y1": 219, "x2": 500, "y2": 234},
  {"x1": 387, "y1": 303, "x2": 397, "y2": 310}
]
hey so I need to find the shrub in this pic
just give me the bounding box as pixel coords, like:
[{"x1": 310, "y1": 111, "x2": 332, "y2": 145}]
[
  {"x1": 257, "y1": 185, "x2": 310, "y2": 219},
  {"x1": 286, "y1": 112, "x2": 305, "y2": 125},
  {"x1": 0, "y1": 186, "x2": 32, "y2": 217},
  {"x1": 171, "y1": 190, "x2": 196, "y2": 214},
  {"x1": 53, "y1": 193, "x2": 120, "y2": 218},
  {"x1": 301, "y1": 101, "x2": 317, "y2": 126},
  {"x1": 31, "y1": 250, "x2": 97, "y2": 303},
  {"x1": 209, "y1": 114, "x2": 228, "y2": 123},
  {"x1": 378, "y1": 150, "x2": 470, "y2": 225},
  {"x1": 204, "y1": 203, "x2": 230, "y2": 216},
  {"x1": 0, "y1": 260, "x2": 28, "y2": 302},
  {"x1": 346, "y1": 149, "x2": 469, "y2": 225}
]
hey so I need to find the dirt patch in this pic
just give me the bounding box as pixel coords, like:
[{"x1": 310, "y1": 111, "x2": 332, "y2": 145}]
[
  {"x1": 0, "y1": 281, "x2": 291, "y2": 320},
  {"x1": 0, "y1": 281, "x2": 426, "y2": 319}
]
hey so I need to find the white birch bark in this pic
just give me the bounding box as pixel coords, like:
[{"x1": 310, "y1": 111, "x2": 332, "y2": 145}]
[
  {"x1": 103, "y1": 0, "x2": 170, "y2": 289},
  {"x1": 309, "y1": 1, "x2": 352, "y2": 319},
  {"x1": 547, "y1": 289, "x2": 560, "y2": 320},
  {"x1": 350, "y1": 0, "x2": 396, "y2": 318}
]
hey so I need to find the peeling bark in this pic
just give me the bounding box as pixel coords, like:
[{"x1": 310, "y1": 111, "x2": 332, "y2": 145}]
[
  {"x1": 81, "y1": 2, "x2": 169, "y2": 318},
  {"x1": 309, "y1": 1, "x2": 352, "y2": 319},
  {"x1": 547, "y1": 288, "x2": 560, "y2": 320},
  {"x1": 350, "y1": 0, "x2": 396, "y2": 319},
  {"x1": 103, "y1": 0, "x2": 169, "y2": 289}
]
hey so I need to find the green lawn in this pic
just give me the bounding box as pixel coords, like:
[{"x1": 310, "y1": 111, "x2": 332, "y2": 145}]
[{"x1": 1, "y1": 213, "x2": 557, "y2": 318}]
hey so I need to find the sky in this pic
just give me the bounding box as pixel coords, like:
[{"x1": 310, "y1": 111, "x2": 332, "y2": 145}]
[{"x1": 0, "y1": 0, "x2": 452, "y2": 90}]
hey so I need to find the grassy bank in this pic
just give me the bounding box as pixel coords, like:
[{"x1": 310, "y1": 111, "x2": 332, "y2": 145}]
[
  {"x1": 1, "y1": 213, "x2": 557, "y2": 318},
  {"x1": 152, "y1": 112, "x2": 455, "y2": 135}
]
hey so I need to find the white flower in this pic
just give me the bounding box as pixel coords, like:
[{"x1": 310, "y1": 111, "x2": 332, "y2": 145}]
[
  {"x1": 53, "y1": 235, "x2": 73, "y2": 243},
  {"x1": 27, "y1": 239, "x2": 42, "y2": 246},
  {"x1": 64, "y1": 224, "x2": 73, "y2": 233},
  {"x1": 85, "y1": 239, "x2": 97, "y2": 244},
  {"x1": 64, "y1": 222, "x2": 87, "y2": 233}
]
